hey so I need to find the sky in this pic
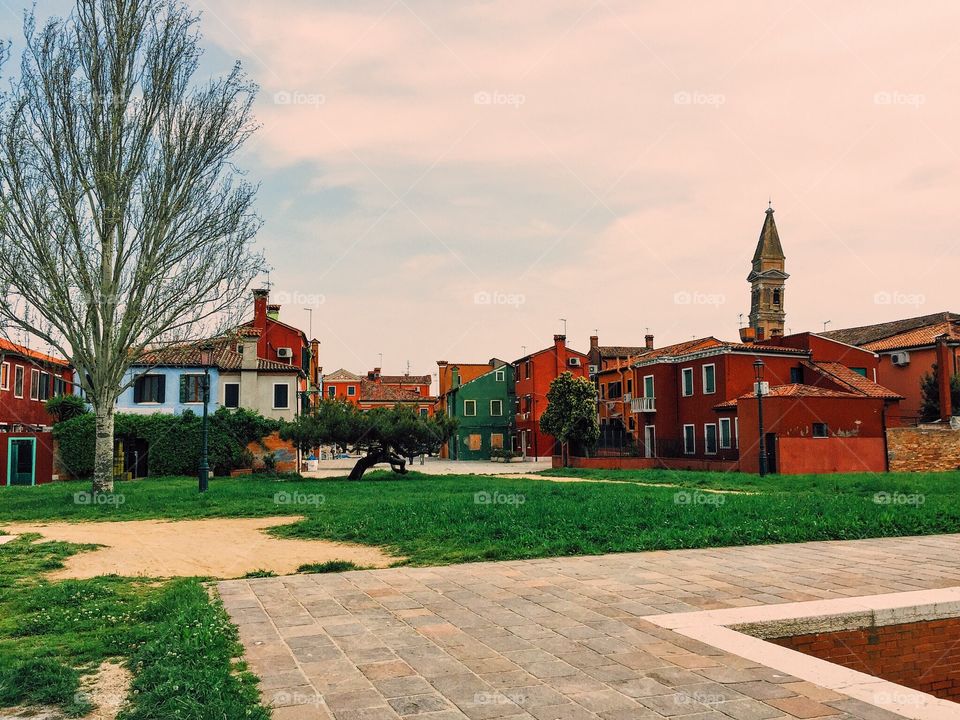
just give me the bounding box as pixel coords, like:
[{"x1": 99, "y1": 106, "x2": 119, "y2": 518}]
[{"x1": 4, "y1": 1, "x2": 959, "y2": 386}]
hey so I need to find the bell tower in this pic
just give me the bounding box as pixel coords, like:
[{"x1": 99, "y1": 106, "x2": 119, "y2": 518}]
[{"x1": 740, "y1": 203, "x2": 788, "y2": 342}]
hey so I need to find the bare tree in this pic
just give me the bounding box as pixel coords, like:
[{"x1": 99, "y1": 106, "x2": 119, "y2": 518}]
[{"x1": 0, "y1": 0, "x2": 265, "y2": 492}]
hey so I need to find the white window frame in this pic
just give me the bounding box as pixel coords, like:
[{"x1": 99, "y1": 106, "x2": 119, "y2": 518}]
[
  {"x1": 735, "y1": 417, "x2": 739, "y2": 449},
  {"x1": 490, "y1": 399, "x2": 503, "y2": 416},
  {"x1": 702, "y1": 364, "x2": 716, "y2": 395},
  {"x1": 30, "y1": 368, "x2": 40, "y2": 401},
  {"x1": 495, "y1": 370, "x2": 505, "y2": 382},
  {"x1": 273, "y1": 382, "x2": 290, "y2": 410},
  {"x1": 0, "y1": 362, "x2": 8, "y2": 391},
  {"x1": 683, "y1": 424, "x2": 696, "y2": 454},
  {"x1": 347, "y1": 385, "x2": 356, "y2": 396},
  {"x1": 464, "y1": 399, "x2": 477, "y2": 416},
  {"x1": 14, "y1": 366, "x2": 24, "y2": 399},
  {"x1": 223, "y1": 382, "x2": 241, "y2": 409},
  {"x1": 719, "y1": 417, "x2": 732, "y2": 449},
  {"x1": 327, "y1": 386, "x2": 336, "y2": 397},
  {"x1": 704, "y1": 423, "x2": 718, "y2": 455},
  {"x1": 643, "y1": 374, "x2": 654, "y2": 398},
  {"x1": 681, "y1": 367, "x2": 694, "y2": 397}
]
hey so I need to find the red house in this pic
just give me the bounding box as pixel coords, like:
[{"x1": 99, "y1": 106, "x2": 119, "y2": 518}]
[
  {"x1": 0, "y1": 338, "x2": 75, "y2": 486},
  {"x1": 514, "y1": 335, "x2": 589, "y2": 458},
  {"x1": 321, "y1": 368, "x2": 435, "y2": 415}
]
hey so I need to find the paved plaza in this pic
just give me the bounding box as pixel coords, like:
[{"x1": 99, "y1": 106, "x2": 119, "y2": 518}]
[{"x1": 218, "y1": 534, "x2": 960, "y2": 719}]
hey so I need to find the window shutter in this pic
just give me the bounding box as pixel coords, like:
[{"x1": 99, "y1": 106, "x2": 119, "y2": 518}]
[
  {"x1": 133, "y1": 378, "x2": 143, "y2": 404},
  {"x1": 157, "y1": 375, "x2": 166, "y2": 403},
  {"x1": 179, "y1": 375, "x2": 189, "y2": 403}
]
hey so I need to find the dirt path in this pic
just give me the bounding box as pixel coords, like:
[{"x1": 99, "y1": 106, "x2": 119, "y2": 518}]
[
  {"x1": 2, "y1": 517, "x2": 398, "y2": 579},
  {"x1": 502, "y1": 473, "x2": 746, "y2": 494}
]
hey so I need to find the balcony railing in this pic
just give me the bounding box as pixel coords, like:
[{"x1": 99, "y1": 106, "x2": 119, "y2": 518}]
[{"x1": 630, "y1": 396, "x2": 656, "y2": 413}]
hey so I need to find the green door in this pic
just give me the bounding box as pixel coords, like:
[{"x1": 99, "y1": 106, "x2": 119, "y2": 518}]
[{"x1": 7, "y1": 438, "x2": 36, "y2": 486}]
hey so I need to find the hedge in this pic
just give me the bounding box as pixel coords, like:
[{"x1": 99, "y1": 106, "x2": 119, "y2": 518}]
[{"x1": 53, "y1": 408, "x2": 281, "y2": 479}]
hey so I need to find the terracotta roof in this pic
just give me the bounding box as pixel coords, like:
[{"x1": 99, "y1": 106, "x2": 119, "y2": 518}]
[
  {"x1": 714, "y1": 383, "x2": 863, "y2": 409},
  {"x1": 360, "y1": 379, "x2": 434, "y2": 403},
  {"x1": 135, "y1": 337, "x2": 302, "y2": 374},
  {"x1": 0, "y1": 338, "x2": 71, "y2": 368},
  {"x1": 632, "y1": 337, "x2": 806, "y2": 366},
  {"x1": 380, "y1": 374, "x2": 431, "y2": 386},
  {"x1": 822, "y1": 312, "x2": 959, "y2": 347},
  {"x1": 323, "y1": 368, "x2": 362, "y2": 382},
  {"x1": 634, "y1": 337, "x2": 723, "y2": 362},
  {"x1": 598, "y1": 346, "x2": 647, "y2": 360},
  {"x1": 862, "y1": 321, "x2": 960, "y2": 352},
  {"x1": 802, "y1": 360, "x2": 902, "y2": 400}
]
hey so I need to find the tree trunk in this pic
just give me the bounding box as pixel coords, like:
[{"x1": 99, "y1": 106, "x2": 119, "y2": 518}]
[
  {"x1": 349, "y1": 451, "x2": 384, "y2": 480},
  {"x1": 92, "y1": 404, "x2": 115, "y2": 493}
]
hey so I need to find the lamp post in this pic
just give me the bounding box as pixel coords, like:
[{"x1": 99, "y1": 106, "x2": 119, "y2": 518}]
[
  {"x1": 198, "y1": 342, "x2": 214, "y2": 493},
  {"x1": 753, "y1": 359, "x2": 767, "y2": 477}
]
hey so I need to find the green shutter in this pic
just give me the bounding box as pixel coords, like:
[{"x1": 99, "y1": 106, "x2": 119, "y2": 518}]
[{"x1": 179, "y1": 375, "x2": 189, "y2": 403}]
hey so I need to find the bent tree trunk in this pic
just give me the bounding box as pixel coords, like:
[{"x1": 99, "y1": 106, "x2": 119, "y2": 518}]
[
  {"x1": 92, "y1": 404, "x2": 115, "y2": 494},
  {"x1": 348, "y1": 450, "x2": 408, "y2": 480}
]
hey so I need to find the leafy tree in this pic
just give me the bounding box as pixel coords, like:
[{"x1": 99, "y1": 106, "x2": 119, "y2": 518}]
[
  {"x1": 44, "y1": 394, "x2": 89, "y2": 424},
  {"x1": 919, "y1": 364, "x2": 960, "y2": 421},
  {"x1": 0, "y1": 0, "x2": 264, "y2": 492},
  {"x1": 540, "y1": 372, "x2": 599, "y2": 464},
  {"x1": 281, "y1": 401, "x2": 456, "y2": 480}
]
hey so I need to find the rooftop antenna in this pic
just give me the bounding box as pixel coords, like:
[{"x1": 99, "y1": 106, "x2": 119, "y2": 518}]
[
  {"x1": 406, "y1": 359, "x2": 411, "y2": 375},
  {"x1": 738, "y1": 313, "x2": 744, "y2": 328},
  {"x1": 823, "y1": 320, "x2": 831, "y2": 332},
  {"x1": 521, "y1": 345, "x2": 527, "y2": 356},
  {"x1": 305, "y1": 308, "x2": 313, "y2": 338},
  {"x1": 264, "y1": 268, "x2": 274, "y2": 292},
  {"x1": 559, "y1": 318, "x2": 567, "y2": 335},
  {"x1": 378, "y1": 352, "x2": 383, "y2": 368}
]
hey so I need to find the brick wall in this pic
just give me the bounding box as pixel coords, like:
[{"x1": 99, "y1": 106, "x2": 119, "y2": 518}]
[
  {"x1": 887, "y1": 425, "x2": 960, "y2": 472},
  {"x1": 247, "y1": 432, "x2": 299, "y2": 473},
  {"x1": 770, "y1": 618, "x2": 960, "y2": 701}
]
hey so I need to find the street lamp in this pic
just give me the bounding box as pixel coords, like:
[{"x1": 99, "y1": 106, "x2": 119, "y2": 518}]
[
  {"x1": 198, "y1": 342, "x2": 215, "y2": 492},
  {"x1": 753, "y1": 359, "x2": 767, "y2": 477}
]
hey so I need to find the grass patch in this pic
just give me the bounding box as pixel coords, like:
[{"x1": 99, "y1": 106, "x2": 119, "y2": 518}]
[
  {"x1": 0, "y1": 535, "x2": 266, "y2": 719},
  {"x1": 297, "y1": 560, "x2": 364, "y2": 574}
]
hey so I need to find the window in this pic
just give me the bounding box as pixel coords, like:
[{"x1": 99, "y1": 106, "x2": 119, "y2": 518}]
[
  {"x1": 735, "y1": 417, "x2": 739, "y2": 449},
  {"x1": 628, "y1": 417, "x2": 635, "y2": 430},
  {"x1": 180, "y1": 374, "x2": 205, "y2": 403},
  {"x1": 419, "y1": 407, "x2": 428, "y2": 417},
  {"x1": 133, "y1": 374, "x2": 165, "y2": 404},
  {"x1": 524, "y1": 360, "x2": 531, "y2": 379},
  {"x1": 495, "y1": 370, "x2": 505, "y2": 382},
  {"x1": 327, "y1": 386, "x2": 336, "y2": 397},
  {"x1": 683, "y1": 424, "x2": 696, "y2": 454},
  {"x1": 0, "y1": 362, "x2": 8, "y2": 391},
  {"x1": 468, "y1": 434, "x2": 482, "y2": 451},
  {"x1": 719, "y1": 418, "x2": 732, "y2": 449},
  {"x1": 773, "y1": 289, "x2": 781, "y2": 306},
  {"x1": 608, "y1": 381, "x2": 622, "y2": 399},
  {"x1": 626, "y1": 378, "x2": 633, "y2": 394},
  {"x1": 14, "y1": 366, "x2": 24, "y2": 398},
  {"x1": 851, "y1": 367, "x2": 867, "y2": 377},
  {"x1": 53, "y1": 377, "x2": 66, "y2": 396},
  {"x1": 644, "y1": 375, "x2": 654, "y2": 398},
  {"x1": 273, "y1": 383, "x2": 290, "y2": 409},
  {"x1": 347, "y1": 385, "x2": 356, "y2": 396},
  {"x1": 682, "y1": 368, "x2": 694, "y2": 396},
  {"x1": 490, "y1": 433, "x2": 504, "y2": 449},
  {"x1": 224, "y1": 383, "x2": 240, "y2": 409},
  {"x1": 600, "y1": 384, "x2": 606, "y2": 400},
  {"x1": 790, "y1": 367, "x2": 802, "y2": 384},
  {"x1": 464, "y1": 400, "x2": 477, "y2": 416},
  {"x1": 30, "y1": 369, "x2": 40, "y2": 400},
  {"x1": 813, "y1": 423, "x2": 829, "y2": 438},
  {"x1": 702, "y1": 364, "x2": 716, "y2": 395},
  {"x1": 38, "y1": 372, "x2": 51, "y2": 401},
  {"x1": 490, "y1": 399, "x2": 503, "y2": 416},
  {"x1": 704, "y1": 424, "x2": 718, "y2": 455}
]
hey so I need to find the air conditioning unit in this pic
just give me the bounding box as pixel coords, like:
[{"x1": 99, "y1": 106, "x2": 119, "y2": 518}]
[
  {"x1": 276, "y1": 347, "x2": 294, "y2": 359},
  {"x1": 753, "y1": 381, "x2": 770, "y2": 396},
  {"x1": 588, "y1": 364, "x2": 599, "y2": 375},
  {"x1": 890, "y1": 351, "x2": 911, "y2": 366},
  {"x1": 568, "y1": 357, "x2": 581, "y2": 367}
]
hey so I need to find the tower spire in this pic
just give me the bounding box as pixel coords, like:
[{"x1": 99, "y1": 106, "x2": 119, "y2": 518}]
[{"x1": 740, "y1": 204, "x2": 789, "y2": 342}]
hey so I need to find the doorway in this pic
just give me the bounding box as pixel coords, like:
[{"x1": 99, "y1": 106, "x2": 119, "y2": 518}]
[
  {"x1": 7, "y1": 437, "x2": 36, "y2": 486},
  {"x1": 765, "y1": 433, "x2": 778, "y2": 474},
  {"x1": 644, "y1": 426, "x2": 656, "y2": 458}
]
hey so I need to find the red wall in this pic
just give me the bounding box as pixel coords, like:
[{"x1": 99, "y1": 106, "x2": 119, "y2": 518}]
[
  {"x1": 557, "y1": 455, "x2": 740, "y2": 473},
  {"x1": 874, "y1": 346, "x2": 959, "y2": 422},
  {"x1": 515, "y1": 336, "x2": 589, "y2": 457},
  {"x1": 0, "y1": 359, "x2": 73, "y2": 428},
  {"x1": 0, "y1": 432, "x2": 55, "y2": 485}
]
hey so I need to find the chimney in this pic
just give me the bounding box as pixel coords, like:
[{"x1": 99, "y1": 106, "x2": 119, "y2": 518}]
[
  {"x1": 451, "y1": 366, "x2": 460, "y2": 388},
  {"x1": 937, "y1": 335, "x2": 953, "y2": 421},
  {"x1": 367, "y1": 367, "x2": 381, "y2": 382},
  {"x1": 266, "y1": 303, "x2": 281, "y2": 321},
  {"x1": 739, "y1": 326, "x2": 756, "y2": 343},
  {"x1": 590, "y1": 335, "x2": 599, "y2": 351},
  {"x1": 241, "y1": 332, "x2": 259, "y2": 371},
  {"x1": 645, "y1": 334, "x2": 654, "y2": 350},
  {"x1": 253, "y1": 288, "x2": 269, "y2": 330}
]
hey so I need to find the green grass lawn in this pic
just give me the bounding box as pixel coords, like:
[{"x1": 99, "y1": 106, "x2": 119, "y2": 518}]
[
  {"x1": 2, "y1": 469, "x2": 959, "y2": 566},
  {"x1": 0, "y1": 535, "x2": 267, "y2": 719}
]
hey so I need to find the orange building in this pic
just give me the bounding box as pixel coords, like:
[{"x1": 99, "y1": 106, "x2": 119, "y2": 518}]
[{"x1": 322, "y1": 368, "x2": 435, "y2": 416}]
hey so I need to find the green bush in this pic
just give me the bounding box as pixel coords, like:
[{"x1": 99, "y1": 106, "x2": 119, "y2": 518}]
[
  {"x1": 44, "y1": 395, "x2": 89, "y2": 424},
  {"x1": 53, "y1": 408, "x2": 280, "y2": 479}
]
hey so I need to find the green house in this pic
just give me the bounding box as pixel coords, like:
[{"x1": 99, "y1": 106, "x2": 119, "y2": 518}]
[{"x1": 444, "y1": 362, "x2": 515, "y2": 460}]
